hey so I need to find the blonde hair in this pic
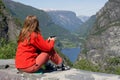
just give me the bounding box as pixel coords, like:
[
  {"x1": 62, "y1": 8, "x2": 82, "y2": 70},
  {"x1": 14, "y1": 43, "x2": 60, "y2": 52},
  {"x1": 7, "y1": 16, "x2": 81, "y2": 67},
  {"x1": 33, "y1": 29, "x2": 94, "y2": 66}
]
[{"x1": 18, "y1": 15, "x2": 40, "y2": 42}]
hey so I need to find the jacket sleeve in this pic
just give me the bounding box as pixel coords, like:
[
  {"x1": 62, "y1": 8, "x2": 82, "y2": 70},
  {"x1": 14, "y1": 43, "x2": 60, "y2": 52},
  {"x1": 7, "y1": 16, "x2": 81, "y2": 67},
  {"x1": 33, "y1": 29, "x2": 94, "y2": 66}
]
[{"x1": 30, "y1": 32, "x2": 55, "y2": 52}]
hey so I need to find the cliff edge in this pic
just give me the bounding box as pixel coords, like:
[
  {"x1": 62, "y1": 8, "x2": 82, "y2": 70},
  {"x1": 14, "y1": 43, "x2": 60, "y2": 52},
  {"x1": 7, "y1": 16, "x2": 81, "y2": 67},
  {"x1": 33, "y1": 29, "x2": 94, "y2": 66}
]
[{"x1": 0, "y1": 59, "x2": 120, "y2": 80}]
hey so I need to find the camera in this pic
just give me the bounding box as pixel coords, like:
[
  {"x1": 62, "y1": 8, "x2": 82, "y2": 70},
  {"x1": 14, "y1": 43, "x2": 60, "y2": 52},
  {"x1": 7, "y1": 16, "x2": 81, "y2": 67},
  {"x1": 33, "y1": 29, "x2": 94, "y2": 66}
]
[{"x1": 50, "y1": 36, "x2": 56, "y2": 38}]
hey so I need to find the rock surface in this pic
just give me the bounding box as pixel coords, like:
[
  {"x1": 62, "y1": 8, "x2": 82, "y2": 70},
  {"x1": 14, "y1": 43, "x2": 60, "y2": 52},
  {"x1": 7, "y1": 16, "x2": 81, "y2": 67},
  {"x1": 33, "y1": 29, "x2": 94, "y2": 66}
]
[
  {"x1": 0, "y1": 0, "x2": 20, "y2": 41},
  {"x1": 77, "y1": 0, "x2": 120, "y2": 72},
  {"x1": 0, "y1": 59, "x2": 120, "y2": 80}
]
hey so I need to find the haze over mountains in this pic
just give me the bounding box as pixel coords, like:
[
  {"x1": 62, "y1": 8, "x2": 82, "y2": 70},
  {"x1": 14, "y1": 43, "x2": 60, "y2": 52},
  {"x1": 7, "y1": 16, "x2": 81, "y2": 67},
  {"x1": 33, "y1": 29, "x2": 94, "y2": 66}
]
[
  {"x1": 45, "y1": 10, "x2": 83, "y2": 32},
  {"x1": 78, "y1": 15, "x2": 90, "y2": 22},
  {"x1": 2, "y1": 0, "x2": 94, "y2": 48},
  {"x1": 0, "y1": 0, "x2": 73, "y2": 65},
  {"x1": 2, "y1": 0, "x2": 120, "y2": 76}
]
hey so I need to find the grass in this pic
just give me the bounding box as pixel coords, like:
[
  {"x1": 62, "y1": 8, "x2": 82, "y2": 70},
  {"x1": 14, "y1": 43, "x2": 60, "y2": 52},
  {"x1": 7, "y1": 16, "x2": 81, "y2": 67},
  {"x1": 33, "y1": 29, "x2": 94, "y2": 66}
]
[
  {"x1": 74, "y1": 57, "x2": 120, "y2": 75},
  {"x1": 73, "y1": 59, "x2": 100, "y2": 72},
  {"x1": 0, "y1": 38, "x2": 17, "y2": 59},
  {"x1": 0, "y1": 38, "x2": 73, "y2": 67}
]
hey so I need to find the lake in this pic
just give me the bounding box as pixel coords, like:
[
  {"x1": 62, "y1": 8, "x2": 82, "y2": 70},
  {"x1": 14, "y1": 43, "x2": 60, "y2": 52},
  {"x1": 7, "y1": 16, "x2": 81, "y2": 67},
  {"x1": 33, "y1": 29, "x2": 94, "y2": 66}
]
[{"x1": 61, "y1": 47, "x2": 80, "y2": 63}]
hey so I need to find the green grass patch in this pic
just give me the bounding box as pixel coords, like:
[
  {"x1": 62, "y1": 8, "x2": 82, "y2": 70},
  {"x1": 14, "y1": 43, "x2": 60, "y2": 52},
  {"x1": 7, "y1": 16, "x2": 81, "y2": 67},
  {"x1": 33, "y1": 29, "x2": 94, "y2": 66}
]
[
  {"x1": 73, "y1": 59, "x2": 100, "y2": 72},
  {"x1": 0, "y1": 38, "x2": 17, "y2": 59}
]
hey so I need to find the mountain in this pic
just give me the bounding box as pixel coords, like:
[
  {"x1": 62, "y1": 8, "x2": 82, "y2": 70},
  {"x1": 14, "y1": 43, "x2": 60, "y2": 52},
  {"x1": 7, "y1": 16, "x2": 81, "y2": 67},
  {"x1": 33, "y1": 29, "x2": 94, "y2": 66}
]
[
  {"x1": 3, "y1": 0, "x2": 80, "y2": 48},
  {"x1": 0, "y1": 0, "x2": 20, "y2": 41},
  {"x1": 78, "y1": 15, "x2": 90, "y2": 22},
  {"x1": 77, "y1": 15, "x2": 96, "y2": 37},
  {"x1": 75, "y1": 0, "x2": 120, "y2": 74},
  {"x1": 0, "y1": 0, "x2": 72, "y2": 65},
  {"x1": 45, "y1": 10, "x2": 83, "y2": 32}
]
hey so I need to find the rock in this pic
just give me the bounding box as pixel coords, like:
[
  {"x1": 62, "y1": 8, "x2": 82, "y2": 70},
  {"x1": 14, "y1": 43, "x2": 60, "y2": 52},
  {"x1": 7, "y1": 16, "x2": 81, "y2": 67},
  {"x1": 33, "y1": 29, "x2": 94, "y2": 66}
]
[
  {"x1": 0, "y1": 1, "x2": 20, "y2": 41},
  {"x1": 77, "y1": 0, "x2": 120, "y2": 72},
  {"x1": 0, "y1": 59, "x2": 120, "y2": 80}
]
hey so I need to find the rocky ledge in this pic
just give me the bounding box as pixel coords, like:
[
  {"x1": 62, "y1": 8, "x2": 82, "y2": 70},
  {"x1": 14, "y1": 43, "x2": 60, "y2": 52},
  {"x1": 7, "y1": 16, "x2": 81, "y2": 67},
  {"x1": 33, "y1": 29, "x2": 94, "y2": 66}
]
[{"x1": 0, "y1": 59, "x2": 120, "y2": 80}]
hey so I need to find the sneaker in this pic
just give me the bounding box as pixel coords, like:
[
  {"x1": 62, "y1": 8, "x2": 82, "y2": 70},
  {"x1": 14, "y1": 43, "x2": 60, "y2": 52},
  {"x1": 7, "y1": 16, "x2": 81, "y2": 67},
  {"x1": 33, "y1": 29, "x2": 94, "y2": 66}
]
[
  {"x1": 45, "y1": 62, "x2": 57, "y2": 72},
  {"x1": 45, "y1": 61, "x2": 70, "y2": 72},
  {"x1": 56, "y1": 63, "x2": 70, "y2": 71}
]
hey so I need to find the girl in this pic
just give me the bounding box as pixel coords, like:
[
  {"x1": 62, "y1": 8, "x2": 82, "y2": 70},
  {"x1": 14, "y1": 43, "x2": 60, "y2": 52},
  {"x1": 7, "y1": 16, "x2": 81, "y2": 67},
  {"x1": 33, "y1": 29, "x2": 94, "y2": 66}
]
[{"x1": 15, "y1": 15, "x2": 68, "y2": 73}]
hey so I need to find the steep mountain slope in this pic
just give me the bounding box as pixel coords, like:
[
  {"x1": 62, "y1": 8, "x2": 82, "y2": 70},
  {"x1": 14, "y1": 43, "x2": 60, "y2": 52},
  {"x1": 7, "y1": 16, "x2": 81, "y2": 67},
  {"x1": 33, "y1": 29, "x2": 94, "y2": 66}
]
[
  {"x1": 76, "y1": 0, "x2": 120, "y2": 74},
  {"x1": 0, "y1": 0, "x2": 72, "y2": 65},
  {"x1": 3, "y1": 0, "x2": 80, "y2": 48},
  {"x1": 46, "y1": 10, "x2": 83, "y2": 32},
  {"x1": 0, "y1": 0, "x2": 20, "y2": 41},
  {"x1": 77, "y1": 15, "x2": 96, "y2": 37}
]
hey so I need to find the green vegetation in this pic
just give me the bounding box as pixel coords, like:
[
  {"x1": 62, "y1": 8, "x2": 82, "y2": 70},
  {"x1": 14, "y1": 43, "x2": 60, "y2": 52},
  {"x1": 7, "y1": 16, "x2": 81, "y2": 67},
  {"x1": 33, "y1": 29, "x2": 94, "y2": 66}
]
[
  {"x1": 3, "y1": 0, "x2": 81, "y2": 48},
  {"x1": 109, "y1": 20, "x2": 120, "y2": 27},
  {"x1": 105, "y1": 57, "x2": 120, "y2": 74},
  {"x1": 74, "y1": 57, "x2": 120, "y2": 75},
  {"x1": 0, "y1": 0, "x2": 5, "y2": 8},
  {"x1": 13, "y1": 17, "x2": 22, "y2": 27},
  {"x1": 0, "y1": 0, "x2": 5, "y2": 15},
  {"x1": 60, "y1": 39, "x2": 77, "y2": 48},
  {"x1": 81, "y1": 48, "x2": 89, "y2": 54},
  {"x1": 0, "y1": 38, "x2": 73, "y2": 67},
  {"x1": 92, "y1": 26, "x2": 109, "y2": 35},
  {"x1": 73, "y1": 59, "x2": 100, "y2": 72},
  {"x1": 0, "y1": 38, "x2": 17, "y2": 59}
]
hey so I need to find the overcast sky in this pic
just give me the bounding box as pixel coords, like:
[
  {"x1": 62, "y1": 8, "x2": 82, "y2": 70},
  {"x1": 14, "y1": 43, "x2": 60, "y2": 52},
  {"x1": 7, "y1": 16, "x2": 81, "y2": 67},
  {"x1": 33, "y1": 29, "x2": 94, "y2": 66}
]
[{"x1": 12, "y1": 0, "x2": 108, "y2": 16}]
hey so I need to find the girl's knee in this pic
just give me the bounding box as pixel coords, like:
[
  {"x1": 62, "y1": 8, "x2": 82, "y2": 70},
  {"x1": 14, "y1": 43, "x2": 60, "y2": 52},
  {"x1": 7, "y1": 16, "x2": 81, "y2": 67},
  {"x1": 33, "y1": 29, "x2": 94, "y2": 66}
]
[{"x1": 40, "y1": 52, "x2": 49, "y2": 57}]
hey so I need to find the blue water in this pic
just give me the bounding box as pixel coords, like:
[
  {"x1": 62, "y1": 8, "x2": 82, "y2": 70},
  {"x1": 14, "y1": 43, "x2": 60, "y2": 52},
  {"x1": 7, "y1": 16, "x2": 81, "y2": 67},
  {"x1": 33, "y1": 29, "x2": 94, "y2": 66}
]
[{"x1": 61, "y1": 47, "x2": 80, "y2": 63}]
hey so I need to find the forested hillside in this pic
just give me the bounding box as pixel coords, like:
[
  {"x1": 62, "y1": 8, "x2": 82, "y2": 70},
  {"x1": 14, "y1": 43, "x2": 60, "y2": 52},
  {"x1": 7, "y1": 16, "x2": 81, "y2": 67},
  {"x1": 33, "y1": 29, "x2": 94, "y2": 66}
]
[
  {"x1": 0, "y1": 0, "x2": 72, "y2": 66},
  {"x1": 0, "y1": 0, "x2": 21, "y2": 58},
  {"x1": 3, "y1": 0, "x2": 81, "y2": 48}
]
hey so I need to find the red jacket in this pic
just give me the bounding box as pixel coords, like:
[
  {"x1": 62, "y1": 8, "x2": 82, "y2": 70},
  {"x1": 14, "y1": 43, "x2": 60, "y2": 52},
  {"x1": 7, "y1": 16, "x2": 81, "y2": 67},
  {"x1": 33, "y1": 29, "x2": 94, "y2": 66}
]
[{"x1": 15, "y1": 32, "x2": 55, "y2": 68}]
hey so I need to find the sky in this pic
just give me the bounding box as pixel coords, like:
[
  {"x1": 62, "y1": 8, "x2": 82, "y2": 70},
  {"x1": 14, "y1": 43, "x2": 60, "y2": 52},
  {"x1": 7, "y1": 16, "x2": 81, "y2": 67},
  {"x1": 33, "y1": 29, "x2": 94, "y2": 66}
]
[{"x1": 12, "y1": 0, "x2": 108, "y2": 16}]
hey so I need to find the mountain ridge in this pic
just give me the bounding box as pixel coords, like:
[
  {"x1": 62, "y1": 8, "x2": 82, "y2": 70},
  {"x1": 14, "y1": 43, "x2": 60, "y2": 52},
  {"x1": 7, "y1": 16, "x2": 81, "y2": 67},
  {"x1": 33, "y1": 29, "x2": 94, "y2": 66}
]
[
  {"x1": 3, "y1": 0, "x2": 81, "y2": 48},
  {"x1": 46, "y1": 10, "x2": 83, "y2": 32},
  {"x1": 76, "y1": 0, "x2": 120, "y2": 74}
]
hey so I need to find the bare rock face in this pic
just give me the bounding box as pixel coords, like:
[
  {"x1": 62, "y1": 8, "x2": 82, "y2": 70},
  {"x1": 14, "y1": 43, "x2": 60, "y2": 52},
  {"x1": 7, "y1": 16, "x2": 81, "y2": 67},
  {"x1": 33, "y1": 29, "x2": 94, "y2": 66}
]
[
  {"x1": 0, "y1": 2, "x2": 8, "y2": 40},
  {"x1": 6, "y1": 15, "x2": 20, "y2": 41},
  {"x1": 78, "y1": 0, "x2": 120, "y2": 71},
  {"x1": 0, "y1": 0, "x2": 20, "y2": 41}
]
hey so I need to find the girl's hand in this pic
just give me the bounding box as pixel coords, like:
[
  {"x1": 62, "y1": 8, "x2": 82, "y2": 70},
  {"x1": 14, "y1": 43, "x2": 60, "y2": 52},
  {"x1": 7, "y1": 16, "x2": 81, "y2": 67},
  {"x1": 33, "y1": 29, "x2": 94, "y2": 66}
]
[
  {"x1": 50, "y1": 37, "x2": 56, "y2": 41},
  {"x1": 47, "y1": 37, "x2": 56, "y2": 42}
]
